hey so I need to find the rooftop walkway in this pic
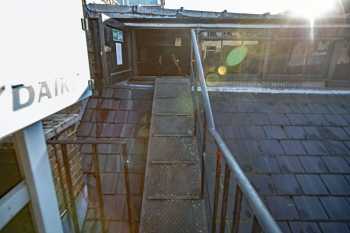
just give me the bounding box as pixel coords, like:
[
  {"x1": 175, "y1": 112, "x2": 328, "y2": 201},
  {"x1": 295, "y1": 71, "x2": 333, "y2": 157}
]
[{"x1": 139, "y1": 78, "x2": 208, "y2": 233}]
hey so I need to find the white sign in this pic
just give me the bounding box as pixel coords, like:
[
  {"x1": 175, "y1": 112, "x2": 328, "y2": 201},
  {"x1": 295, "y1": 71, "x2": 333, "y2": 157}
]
[
  {"x1": 0, "y1": 0, "x2": 91, "y2": 139},
  {"x1": 116, "y1": 43, "x2": 123, "y2": 65}
]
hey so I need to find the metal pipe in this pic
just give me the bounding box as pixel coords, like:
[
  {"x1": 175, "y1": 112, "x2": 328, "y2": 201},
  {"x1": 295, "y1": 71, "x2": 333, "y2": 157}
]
[
  {"x1": 191, "y1": 30, "x2": 215, "y2": 129},
  {"x1": 91, "y1": 144, "x2": 108, "y2": 233},
  {"x1": 211, "y1": 129, "x2": 282, "y2": 233},
  {"x1": 61, "y1": 144, "x2": 81, "y2": 233},
  {"x1": 219, "y1": 165, "x2": 231, "y2": 233},
  {"x1": 211, "y1": 147, "x2": 222, "y2": 233},
  {"x1": 191, "y1": 29, "x2": 282, "y2": 233},
  {"x1": 125, "y1": 22, "x2": 350, "y2": 29}
]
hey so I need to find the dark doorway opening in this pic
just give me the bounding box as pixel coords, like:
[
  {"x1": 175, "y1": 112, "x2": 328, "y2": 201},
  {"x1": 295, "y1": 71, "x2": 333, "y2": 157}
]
[{"x1": 136, "y1": 29, "x2": 191, "y2": 76}]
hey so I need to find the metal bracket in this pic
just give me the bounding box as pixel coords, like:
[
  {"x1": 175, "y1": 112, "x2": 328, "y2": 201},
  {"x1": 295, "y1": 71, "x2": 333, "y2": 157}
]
[
  {"x1": 81, "y1": 18, "x2": 88, "y2": 31},
  {"x1": 88, "y1": 79, "x2": 95, "y2": 91}
]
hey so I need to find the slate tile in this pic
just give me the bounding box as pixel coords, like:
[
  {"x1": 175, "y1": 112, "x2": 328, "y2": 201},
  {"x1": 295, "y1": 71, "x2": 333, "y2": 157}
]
[
  {"x1": 296, "y1": 175, "x2": 328, "y2": 195},
  {"x1": 253, "y1": 156, "x2": 280, "y2": 173},
  {"x1": 266, "y1": 196, "x2": 299, "y2": 220},
  {"x1": 82, "y1": 109, "x2": 93, "y2": 122},
  {"x1": 324, "y1": 127, "x2": 350, "y2": 140},
  {"x1": 223, "y1": 126, "x2": 235, "y2": 139},
  {"x1": 114, "y1": 111, "x2": 128, "y2": 123},
  {"x1": 320, "y1": 197, "x2": 350, "y2": 220},
  {"x1": 272, "y1": 175, "x2": 302, "y2": 194},
  {"x1": 316, "y1": 127, "x2": 348, "y2": 140},
  {"x1": 345, "y1": 127, "x2": 350, "y2": 137},
  {"x1": 289, "y1": 222, "x2": 322, "y2": 233},
  {"x1": 319, "y1": 222, "x2": 350, "y2": 233},
  {"x1": 87, "y1": 98, "x2": 98, "y2": 109},
  {"x1": 344, "y1": 115, "x2": 350, "y2": 125},
  {"x1": 294, "y1": 196, "x2": 328, "y2": 220},
  {"x1": 119, "y1": 100, "x2": 134, "y2": 110},
  {"x1": 244, "y1": 126, "x2": 266, "y2": 139},
  {"x1": 95, "y1": 110, "x2": 115, "y2": 123},
  {"x1": 307, "y1": 103, "x2": 331, "y2": 114},
  {"x1": 101, "y1": 88, "x2": 114, "y2": 98},
  {"x1": 268, "y1": 113, "x2": 290, "y2": 125},
  {"x1": 322, "y1": 156, "x2": 350, "y2": 173},
  {"x1": 324, "y1": 114, "x2": 348, "y2": 127},
  {"x1": 302, "y1": 141, "x2": 328, "y2": 155},
  {"x1": 100, "y1": 123, "x2": 115, "y2": 137},
  {"x1": 215, "y1": 113, "x2": 233, "y2": 126},
  {"x1": 303, "y1": 127, "x2": 322, "y2": 139},
  {"x1": 328, "y1": 104, "x2": 349, "y2": 114},
  {"x1": 230, "y1": 113, "x2": 250, "y2": 125},
  {"x1": 281, "y1": 140, "x2": 307, "y2": 155},
  {"x1": 277, "y1": 156, "x2": 304, "y2": 173},
  {"x1": 101, "y1": 99, "x2": 119, "y2": 110},
  {"x1": 291, "y1": 103, "x2": 312, "y2": 114},
  {"x1": 247, "y1": 113, "x2": 270, "y2": 126},
  {"x1": 250, "y1": 175, "x2": 276, "y2": 195},
  {"x1": 299, "y1": 156, "x2": 329, "y2": 173},
  {"x1": 321, "y1": 175, "x2": 350, "y2": 195},
  {"x1": 78, "y1": 122, "x2": 93, "y2": 137},
  {"x1": 285, "y1": 126, "x2": 306, "y2": 139},
  {"x1": 121, "y1": 124, "x2": 135, "y2": 138},
  {"x1": 306, "y1": 114, "x2": 328, "y2": 126},
  {"x1": 259, "y1": 140, "x2": 284, "y2": 155},
  {"x1": 279, "y1": 222, "x2": 292, "y2": 233},
  {"x1": 264, "y1": 126, "x2": 287, "y2": 139},
  {"x1": 287, "y1": 114, "x2": 309, "y2": 126},
  {"x1": 324, "y1": 141, "x2": 350, "y2": 155}
]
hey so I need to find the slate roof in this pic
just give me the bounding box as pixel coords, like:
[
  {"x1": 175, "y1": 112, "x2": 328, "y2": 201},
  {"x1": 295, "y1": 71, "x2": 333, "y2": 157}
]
[
  {"x1": 209, "y1": 91, "x2": 350, "y2": 233},
  {"x1": 78, "y1": 85, "x2": 153, "y2": 233}
]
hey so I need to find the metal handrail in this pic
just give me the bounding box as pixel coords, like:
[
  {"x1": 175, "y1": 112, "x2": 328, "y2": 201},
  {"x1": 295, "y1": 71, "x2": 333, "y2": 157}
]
[{"x1": 191, "y1": 29, "x2": 282, "y2": 233}]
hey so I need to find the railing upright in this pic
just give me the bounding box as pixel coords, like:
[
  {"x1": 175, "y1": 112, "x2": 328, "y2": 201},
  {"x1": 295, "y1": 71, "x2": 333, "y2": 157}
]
[{"x1": 190, "y1": 29, "x2": 282, "y2": 233}]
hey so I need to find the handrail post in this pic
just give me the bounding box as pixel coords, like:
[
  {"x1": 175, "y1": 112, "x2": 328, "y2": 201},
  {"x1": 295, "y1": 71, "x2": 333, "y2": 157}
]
[
  {"x1": 191, "y1": 28, "x2": 283, "y2": 233},
  {"x1": 191, "y1": 29, "x2": 215, "y2": 130}
]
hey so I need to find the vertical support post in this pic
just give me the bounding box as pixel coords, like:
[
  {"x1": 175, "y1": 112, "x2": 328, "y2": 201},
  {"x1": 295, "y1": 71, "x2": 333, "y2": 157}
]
[
  {"x1": 91, "y1": 144, "x2": 107, "y2": 233},
  {"x1": 211, "y1": 147, "x2": 222, "y2": 233},
  {"x1": 261, "y1": 30, "x2": 271, "y2": 80},
  {"x1": 231, "y1": 186, "x2": 243, "y2": 233},
  {"x1": 251, "y1": 217, "x2": 262, "y2": 233},
  {"x1": 98, "y1": 14, "x2": 109, "y2": 89},
  {"x1": 219, "y1": 164, "x2": 231, "y2": 233},
  {"x1": 327, "y1": 40, "x2": 342, "y2": 80},
  {"x1": 131, "y1": 30, "x2": 138, "y2": 76},
  {"x1": 122, "y1": 144, "x2": 136, "y2": 233},
  {"x1": 14, "y1": 122, "x2": 64, "y2": 233},
  {"x1": 52, "y1": 144, "x2": 70, "y2": 226},
  {"x1": 61, "y1": 144, "x2": 81, "y2": 233},
  {"x1": 200, "y1": 117, "x2": 207, "y2": 199}
]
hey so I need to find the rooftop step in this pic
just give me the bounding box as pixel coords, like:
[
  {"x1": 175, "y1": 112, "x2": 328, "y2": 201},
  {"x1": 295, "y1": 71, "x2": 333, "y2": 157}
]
[{"x1": 139, "y1": 78, "x2": 208, "y2": 233}]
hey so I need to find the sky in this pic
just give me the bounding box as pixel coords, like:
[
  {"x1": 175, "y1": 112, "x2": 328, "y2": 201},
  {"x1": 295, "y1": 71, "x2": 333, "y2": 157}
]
[{"x1": 165, "y1": 0, "x2": 339, "y2": 18}]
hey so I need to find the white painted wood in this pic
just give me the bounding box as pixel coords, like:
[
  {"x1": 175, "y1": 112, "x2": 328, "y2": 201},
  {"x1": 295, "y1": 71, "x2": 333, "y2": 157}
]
[
  {"x1": 0, "y1": 181, "x2": 30, "y2": 230},
  {"x1": 14, "y1": 122, "x2": 64, "y2": 233}
]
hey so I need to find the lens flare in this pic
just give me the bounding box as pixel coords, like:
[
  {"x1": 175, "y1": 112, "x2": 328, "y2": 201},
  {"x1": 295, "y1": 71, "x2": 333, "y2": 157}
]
[
  {"x1": 217, "y1": 66, "x2": 227, "y2": 76},
  {"x1": 225, "y1": 46, "x2": 248, "y2": 67}
]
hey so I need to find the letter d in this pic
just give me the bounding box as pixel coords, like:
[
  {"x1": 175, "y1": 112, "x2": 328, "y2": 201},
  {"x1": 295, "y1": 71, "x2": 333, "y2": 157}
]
[{"x1": 12, "y1": 86, "x2": 35, "y2": 111}]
